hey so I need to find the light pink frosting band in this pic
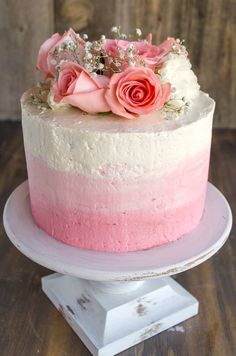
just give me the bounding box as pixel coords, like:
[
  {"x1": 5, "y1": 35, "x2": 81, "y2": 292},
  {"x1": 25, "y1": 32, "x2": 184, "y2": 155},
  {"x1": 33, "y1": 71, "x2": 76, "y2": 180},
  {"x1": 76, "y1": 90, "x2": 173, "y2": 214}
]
[{"x1": 26, "y1": 149, "x2": 210, "y2": 252}]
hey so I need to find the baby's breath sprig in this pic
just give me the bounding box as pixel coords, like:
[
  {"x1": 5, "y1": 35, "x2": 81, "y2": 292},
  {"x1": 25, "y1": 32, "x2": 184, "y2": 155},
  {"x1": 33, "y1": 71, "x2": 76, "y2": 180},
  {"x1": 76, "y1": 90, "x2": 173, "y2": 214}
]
[
  {"x1": 50, "y1": 27, "x2": 149, "y2": 76},
  {"x1": 110, "y1": 26, "x2": 143, "y2": 41},
  {"x1": 171, "y1": 38, "x2": 187, "y2": 55},
  {"x1": 50, "y1": 36, "x2": 80, "y2": 68},
  {"x1": 83, "y1": 34, "x2": 107, "y2": 74},
  {"x1": 111, "y1": 26, "x2": 123, "y2": 39},
  {"x1": 135, "y1": 28, "x2": 142, "y2": 37},
  {"x1": 102, "y1": 42, "x2": 142, "y2": 74},
  {"x1": 81, "y1": 31, "x2": 139, "y2": 75},
  {"x1": 164, "y1": 98, "x2": 189, "y2": 115},
  {"x1": 30, "y1": 84, "x2": 50, "y2": 112}
]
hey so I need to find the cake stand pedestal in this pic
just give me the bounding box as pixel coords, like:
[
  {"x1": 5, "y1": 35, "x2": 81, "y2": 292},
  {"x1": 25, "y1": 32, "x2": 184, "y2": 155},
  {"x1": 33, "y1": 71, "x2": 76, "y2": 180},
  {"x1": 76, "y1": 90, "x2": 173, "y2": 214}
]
[{"x1": 3, "y1": 182, "x2": 232, "y2": 356}]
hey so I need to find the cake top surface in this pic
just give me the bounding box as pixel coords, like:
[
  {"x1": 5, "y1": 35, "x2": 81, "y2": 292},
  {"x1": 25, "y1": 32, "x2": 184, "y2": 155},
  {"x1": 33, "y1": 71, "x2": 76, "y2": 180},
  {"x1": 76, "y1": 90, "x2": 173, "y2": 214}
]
[
  {"x1": 27, "y1": 26, "x2": 208, "y2": 122},
  {"x1": 22, "y1": 86, "x2": 214, "y2": 133}
]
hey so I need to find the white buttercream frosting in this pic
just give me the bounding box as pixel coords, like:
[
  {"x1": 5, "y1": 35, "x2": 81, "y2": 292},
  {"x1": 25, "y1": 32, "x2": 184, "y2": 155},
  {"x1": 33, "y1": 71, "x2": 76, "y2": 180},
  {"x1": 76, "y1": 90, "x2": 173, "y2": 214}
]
[
  {"x1": 21, "y1": 87, "x2": 214, "y2": 180},
  {"x1": 159, "y1": 53, "x2": 200, "y2": 109}
]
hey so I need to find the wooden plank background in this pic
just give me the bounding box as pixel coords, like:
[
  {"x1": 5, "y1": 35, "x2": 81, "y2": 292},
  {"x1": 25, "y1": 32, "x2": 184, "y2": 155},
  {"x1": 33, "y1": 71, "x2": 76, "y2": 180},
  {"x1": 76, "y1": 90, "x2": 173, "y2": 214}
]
[{"x1": 0, "y1": 0, "x2": 235, "y2": 127}]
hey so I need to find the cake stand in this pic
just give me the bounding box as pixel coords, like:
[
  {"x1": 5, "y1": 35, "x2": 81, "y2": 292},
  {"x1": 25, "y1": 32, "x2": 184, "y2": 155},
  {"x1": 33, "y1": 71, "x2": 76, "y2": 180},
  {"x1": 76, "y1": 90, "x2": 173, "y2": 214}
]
[{"x1": 3, "y1": 181, "x2": 232, "y2": 356}]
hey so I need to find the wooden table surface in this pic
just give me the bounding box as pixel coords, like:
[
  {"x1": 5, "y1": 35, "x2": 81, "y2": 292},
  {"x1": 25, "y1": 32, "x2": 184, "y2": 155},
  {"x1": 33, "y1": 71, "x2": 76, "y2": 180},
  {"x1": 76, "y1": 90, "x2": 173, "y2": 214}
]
[{"x1": 0, "y1": 122, "x2": 235, "y2": 356}]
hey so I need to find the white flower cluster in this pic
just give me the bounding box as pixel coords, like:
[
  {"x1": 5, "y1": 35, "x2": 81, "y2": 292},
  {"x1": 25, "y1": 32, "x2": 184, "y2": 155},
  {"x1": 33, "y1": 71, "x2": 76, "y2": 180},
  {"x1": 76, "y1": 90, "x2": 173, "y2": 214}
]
[{"x1": 159, "y1": 49, "x2": 200, "y2": 114}]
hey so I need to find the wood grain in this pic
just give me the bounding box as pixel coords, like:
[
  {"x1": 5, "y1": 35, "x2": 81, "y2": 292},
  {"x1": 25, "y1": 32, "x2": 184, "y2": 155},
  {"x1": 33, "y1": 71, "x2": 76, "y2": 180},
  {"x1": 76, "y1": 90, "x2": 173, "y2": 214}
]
[
  {"x1": 0, "y1": 0, "x2": 54, "y2": 120},
  {"x1": 0, "y1": 123, "x2": 235, "y2": 355}
]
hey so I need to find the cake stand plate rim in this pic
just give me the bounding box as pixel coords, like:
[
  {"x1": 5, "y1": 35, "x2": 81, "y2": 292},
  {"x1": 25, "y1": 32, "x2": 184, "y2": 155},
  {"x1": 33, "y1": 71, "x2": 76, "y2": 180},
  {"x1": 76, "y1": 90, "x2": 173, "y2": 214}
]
[{"x1": 3, "y1": 181, "x2": 232, "y2": 281}]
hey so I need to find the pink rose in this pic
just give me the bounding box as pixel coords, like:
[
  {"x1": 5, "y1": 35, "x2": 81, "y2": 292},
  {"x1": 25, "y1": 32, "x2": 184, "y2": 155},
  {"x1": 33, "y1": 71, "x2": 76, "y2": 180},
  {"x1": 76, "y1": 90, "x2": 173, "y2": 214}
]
[
  {"x1": 105, "y1": 67, "x2": 171, "y2": 119},
  {"x1": 36, "y1": 28, "x2": 85, "y2": 78},
  {"x1": 104, "y1": 37, "x2": 175, "y2": 71},
  {"x1": 36, "y1": 32, "x2": 61, "y2": 78},
  {"x1": 52, "y1": 62, "x2": 110, "y2": 113},
  {"x1": 139, "y1": 37, "x2": 176, "y2": 67}
]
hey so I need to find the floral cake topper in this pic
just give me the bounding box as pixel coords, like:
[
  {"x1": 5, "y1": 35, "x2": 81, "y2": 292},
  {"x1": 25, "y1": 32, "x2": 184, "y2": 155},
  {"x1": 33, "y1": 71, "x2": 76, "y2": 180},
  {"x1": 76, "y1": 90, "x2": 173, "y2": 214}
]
[{"x1": 36, "y1": 27, "x2": 199, "y2": 119}]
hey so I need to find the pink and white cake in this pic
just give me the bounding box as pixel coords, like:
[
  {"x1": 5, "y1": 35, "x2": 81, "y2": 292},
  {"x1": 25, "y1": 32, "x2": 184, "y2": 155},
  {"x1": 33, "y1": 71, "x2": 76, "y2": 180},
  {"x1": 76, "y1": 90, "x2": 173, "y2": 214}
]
[{"x1": 21, "y1": 27, "x2": 215, "y2": 252}]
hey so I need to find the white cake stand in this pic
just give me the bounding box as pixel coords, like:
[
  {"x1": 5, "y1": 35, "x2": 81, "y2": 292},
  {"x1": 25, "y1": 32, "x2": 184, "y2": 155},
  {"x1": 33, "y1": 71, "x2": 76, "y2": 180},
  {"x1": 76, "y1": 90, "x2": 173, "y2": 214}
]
[{"x1": 3, "y1": 181, "x2": 232, "y2": 356}]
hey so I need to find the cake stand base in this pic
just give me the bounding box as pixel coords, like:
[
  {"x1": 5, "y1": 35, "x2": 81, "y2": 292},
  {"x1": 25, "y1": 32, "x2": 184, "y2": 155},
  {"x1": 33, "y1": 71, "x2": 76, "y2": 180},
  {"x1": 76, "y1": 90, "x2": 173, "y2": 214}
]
[
  {"x1": 4, "y1": 181, "x2": 232, "y2": 356},
  {"x1": 42, "y1": 273, "x2": 198, "y2": 356}
]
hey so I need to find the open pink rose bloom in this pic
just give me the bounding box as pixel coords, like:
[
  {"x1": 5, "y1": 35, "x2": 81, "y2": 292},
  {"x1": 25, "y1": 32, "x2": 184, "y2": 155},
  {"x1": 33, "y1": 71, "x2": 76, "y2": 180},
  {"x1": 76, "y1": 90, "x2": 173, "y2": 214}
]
[
  {"x1": 105, "y1": 67, "x2": 170, "y2": 119},
  {"x1": 36, "y1": 28, "x2": 178, "y2": 118}
]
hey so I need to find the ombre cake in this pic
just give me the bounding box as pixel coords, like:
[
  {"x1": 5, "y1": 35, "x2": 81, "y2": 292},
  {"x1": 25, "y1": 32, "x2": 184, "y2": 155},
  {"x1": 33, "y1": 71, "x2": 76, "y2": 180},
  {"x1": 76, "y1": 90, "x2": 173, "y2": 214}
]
[{"x1": 21, "y1": 27, "x2": 215, "y2": 252}]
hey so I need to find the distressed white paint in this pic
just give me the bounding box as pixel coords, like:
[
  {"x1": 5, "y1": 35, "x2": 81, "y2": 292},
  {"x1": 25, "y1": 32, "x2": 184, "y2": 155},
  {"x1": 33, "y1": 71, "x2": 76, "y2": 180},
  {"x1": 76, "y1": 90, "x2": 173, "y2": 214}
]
[
  {"x1": 42, "y1": 273, "x2": 198, "y2": 356},
  {"x1": 89, "y1": 280, "x2": 145, "y2": 294}
]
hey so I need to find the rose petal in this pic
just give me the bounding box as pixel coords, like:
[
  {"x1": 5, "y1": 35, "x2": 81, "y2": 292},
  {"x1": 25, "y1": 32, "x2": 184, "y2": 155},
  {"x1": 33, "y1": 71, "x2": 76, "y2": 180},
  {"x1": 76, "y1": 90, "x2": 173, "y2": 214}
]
[
  {"x1": 104, "y1": 36, "x2": 175, "y2": 71},
  {"x1": 146, "y1": 33, "x2": 152, "y2": 44},
  {"x1": 105, "y1": 80, "x2": 137, "y2": 119},
  {"x1": 74, "y1": 71, "x2": 98, "y2": 93},
  {"x1": 63, "y1": 89, "x2": 110, "y2": 113},
  {"x1": 95, "y1": 74, "x2": 110, "y2": 88},
  {"x1": 36, "y1": 33, "x2": 61, "y2": 78},
  {"x1": 154, "y1": 82, "x2": 171, "y2": 110}
]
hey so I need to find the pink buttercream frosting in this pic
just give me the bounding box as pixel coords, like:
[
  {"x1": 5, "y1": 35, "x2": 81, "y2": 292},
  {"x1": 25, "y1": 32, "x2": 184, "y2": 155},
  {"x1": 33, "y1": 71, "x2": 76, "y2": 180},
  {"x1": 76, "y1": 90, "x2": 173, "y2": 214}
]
[{"x1": 26, "y1": 148, "x2": 210, "y2": 252}]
